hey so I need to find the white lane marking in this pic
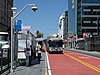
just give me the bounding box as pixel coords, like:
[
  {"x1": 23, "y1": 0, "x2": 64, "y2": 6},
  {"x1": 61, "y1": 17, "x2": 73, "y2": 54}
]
[
  {"x1": 78, "y1": 56, "x2": 90, "y2": 59},
  {"x1": 46, "y1": 52, "x2": 52, "y2": 75}
]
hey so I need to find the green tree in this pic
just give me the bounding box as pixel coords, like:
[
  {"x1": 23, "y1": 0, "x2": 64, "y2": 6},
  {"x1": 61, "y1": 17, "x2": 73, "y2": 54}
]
[{"x1": 36, "y1": 30, "x2": 43, "y2": 38}]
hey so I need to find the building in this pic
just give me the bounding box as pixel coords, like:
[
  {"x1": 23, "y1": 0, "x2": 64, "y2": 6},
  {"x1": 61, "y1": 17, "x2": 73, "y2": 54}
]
[
  {"x1": 58, "y1": 11, "x2": 68, "y2": 48},
  {"x1": 0, "y1": 1, "x2": 13, "y2": 74},
  {"x1": 64, "y1": 11, "x2": 68, "y2": 39},
  {"x1": 58, "y1": 13, "x2": 65, "y2": 40},
  {"x1": 58, "y1": 11, "x2": 68, "y2": 39},
  {"x1": 68, "y1": 0, "x2": 100, "y2": 38},
  {"x1": 68, "y1": 0, "x2": 76, "y2": 37},
  {"x1": 0, "y1": 0, "x2": 13, "y2": 32}
]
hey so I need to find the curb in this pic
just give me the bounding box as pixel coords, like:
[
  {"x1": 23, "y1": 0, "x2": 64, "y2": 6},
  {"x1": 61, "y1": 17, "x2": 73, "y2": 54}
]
[{"x1": 45, "y1": 52, "x2": 52, "y2": 75}]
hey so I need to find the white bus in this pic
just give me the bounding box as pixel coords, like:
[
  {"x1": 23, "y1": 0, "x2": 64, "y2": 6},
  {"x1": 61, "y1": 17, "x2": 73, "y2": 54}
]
[{"x1": 48, "y1": 38, "x2": 63, "y2": 53}]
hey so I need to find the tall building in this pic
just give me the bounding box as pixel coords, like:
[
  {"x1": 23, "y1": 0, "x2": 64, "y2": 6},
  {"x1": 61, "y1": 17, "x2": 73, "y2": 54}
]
[
  {"x1": 58, "y1": 13, "x2": 65, "y2": 40},
  {"x1": 68, "y1": 0, "x2": 100, "y2": 38},
  {"x1": 0, "y1": 0, "x2": 13, "y2": 32},
  {"x1": 58, "y1": 11, "x2": 68, "y2": 40},
  {"x1": 64, "y1": 11, "x2": 68, "y2": 39}
]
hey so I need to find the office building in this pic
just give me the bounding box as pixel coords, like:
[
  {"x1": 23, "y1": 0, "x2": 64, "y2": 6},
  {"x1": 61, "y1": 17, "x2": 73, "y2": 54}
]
[
  {"x1": 58, "y1": 11, "x2": 68, "y2": 40},
  {"x1": 58, "y1": 13, "x2": 65, "y2": 40},
  {"x1": 64, "y1": 11, "x2": 68, "y2": 39},
  {"x1": 0, "y1": 0, "x2": 13, "y2": 32},
  {"x1": 68, "y1": 0, "x2": 100, "y2": 38}
]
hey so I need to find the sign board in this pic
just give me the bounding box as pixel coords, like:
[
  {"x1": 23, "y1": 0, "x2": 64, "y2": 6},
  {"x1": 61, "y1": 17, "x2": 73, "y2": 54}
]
[
  {"x1": 15, "y1": 20, "x2": 22, "y2": 31},
  {"x1": 18, "y1": 40, "x2": 26, "y2": 59}
]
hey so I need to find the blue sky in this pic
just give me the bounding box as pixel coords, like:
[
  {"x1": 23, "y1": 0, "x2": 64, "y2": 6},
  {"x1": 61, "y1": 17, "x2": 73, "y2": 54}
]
[{"x1": 14, "y1": 0, "x2": 68, "y2": 38}]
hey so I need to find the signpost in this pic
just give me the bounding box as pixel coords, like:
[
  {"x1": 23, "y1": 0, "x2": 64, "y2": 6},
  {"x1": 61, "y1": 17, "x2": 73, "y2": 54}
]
[
  {"x1": 15, "y1": 20, "x2": 22, "y2": 31},
  {"x1": 15, "y1": 20, "x2": 22, "y2": 69}
]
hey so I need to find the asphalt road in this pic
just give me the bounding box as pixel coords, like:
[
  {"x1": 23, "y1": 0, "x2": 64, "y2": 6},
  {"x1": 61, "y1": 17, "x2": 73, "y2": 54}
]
[{"x1": 8, "y1": 52, "x2": 46, "y2": 75}]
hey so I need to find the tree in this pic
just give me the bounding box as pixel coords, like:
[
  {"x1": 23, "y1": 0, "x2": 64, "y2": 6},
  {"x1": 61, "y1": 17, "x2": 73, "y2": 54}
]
[{"x1": 36, "y1": 30, "x2": 43, "y2": 38}]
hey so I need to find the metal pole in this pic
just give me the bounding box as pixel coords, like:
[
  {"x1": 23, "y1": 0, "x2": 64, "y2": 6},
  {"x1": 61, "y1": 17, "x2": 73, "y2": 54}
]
[
  {"x1": 11, "y1": 17, "x2": 13, "y2": 72},
  {"x1": 13, "y1": 4, "x2": 35, "y2": 20},
  {"x1": 15, "y1": 30, "x2": 18, "y2": 68}
]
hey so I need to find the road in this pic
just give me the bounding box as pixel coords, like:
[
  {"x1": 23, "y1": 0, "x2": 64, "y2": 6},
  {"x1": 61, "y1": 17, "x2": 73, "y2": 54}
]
[{"x1": 48, "y1": 50, "x2": 100, "y2": 75}]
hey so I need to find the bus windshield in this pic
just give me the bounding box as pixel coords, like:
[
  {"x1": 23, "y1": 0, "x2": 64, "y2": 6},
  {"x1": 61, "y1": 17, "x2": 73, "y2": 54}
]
[{"x1": 49, "y1": 40, "x2": 62, "y2": 47}]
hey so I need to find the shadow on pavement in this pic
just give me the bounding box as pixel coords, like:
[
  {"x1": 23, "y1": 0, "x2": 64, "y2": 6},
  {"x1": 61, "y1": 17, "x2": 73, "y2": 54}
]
[
  {"x1": 13, "y1": 66, "x2": 27, "y2": 73},
  {"x1": 12, "y1": 58, "x2": 44, "y2": 73},
  {"x1": 31, "y1": 58, "x2": 40, "y2": 65},
  {"x1": 18, "y1": 57, "x2": 43, "y2": 66}
]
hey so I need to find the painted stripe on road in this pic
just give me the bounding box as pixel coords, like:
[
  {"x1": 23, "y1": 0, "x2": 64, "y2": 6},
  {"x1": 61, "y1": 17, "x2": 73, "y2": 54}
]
[
  {"x1": 64, "y1": 53, "x2": 100, "y2": 72},
  {"x1": 45, "y1": 52, "x2": 52, "y2": 75},
  {"x1": 45, "y1": 71, "x2": 48, "y2": 75}
]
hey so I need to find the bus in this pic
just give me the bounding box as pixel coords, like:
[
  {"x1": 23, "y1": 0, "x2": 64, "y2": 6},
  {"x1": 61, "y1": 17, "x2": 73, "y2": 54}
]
[{"x1": 47, "y1": 38, "x2": 63, "y2": 53}]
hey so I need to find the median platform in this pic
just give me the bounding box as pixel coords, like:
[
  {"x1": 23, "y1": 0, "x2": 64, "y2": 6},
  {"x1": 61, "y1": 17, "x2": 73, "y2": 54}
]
[{"x1": 8, "y1": 52, "x2": 46, "y2": 75}]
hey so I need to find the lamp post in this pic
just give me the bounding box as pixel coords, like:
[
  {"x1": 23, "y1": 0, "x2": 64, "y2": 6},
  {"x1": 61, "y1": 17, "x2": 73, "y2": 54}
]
[{"x1": 11, "y1": 4, "x2": 38, "y2": 72}]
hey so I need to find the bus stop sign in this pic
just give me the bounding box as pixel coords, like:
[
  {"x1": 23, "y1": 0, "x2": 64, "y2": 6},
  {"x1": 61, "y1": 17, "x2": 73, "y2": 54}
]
[{"x1": 15, "y1": 20, "x2": 22, "y2": 31}]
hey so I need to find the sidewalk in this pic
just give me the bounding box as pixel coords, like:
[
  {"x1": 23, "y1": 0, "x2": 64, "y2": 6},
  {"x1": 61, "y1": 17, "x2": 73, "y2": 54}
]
[
  {"x1": 8, "y1": 52, "x2": 46, "y2": 75},
  {"x1": 67, "y1": 48, "x2": 100, "y2": 58}
]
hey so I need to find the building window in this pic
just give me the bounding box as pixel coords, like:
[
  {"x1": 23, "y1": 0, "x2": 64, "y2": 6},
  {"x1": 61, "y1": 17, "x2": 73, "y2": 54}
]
[{"x1": 82, "y1": 0, "x2": 100, "y2": 3}]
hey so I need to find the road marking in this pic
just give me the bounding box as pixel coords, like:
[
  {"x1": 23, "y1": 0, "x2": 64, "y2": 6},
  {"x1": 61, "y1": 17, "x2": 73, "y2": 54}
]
[
  {"x1": 78, "y1": 56, "x2": 90, "y2": 59},
  {"x1": 64, "y1": 53, "x2": 100, "y2": 72},
  {"x1": 45, "y1": 71, "x2": 48, "y2": 75},
  {"x1": 45, "y1": 52, "x2": 52, "y2": 75}
]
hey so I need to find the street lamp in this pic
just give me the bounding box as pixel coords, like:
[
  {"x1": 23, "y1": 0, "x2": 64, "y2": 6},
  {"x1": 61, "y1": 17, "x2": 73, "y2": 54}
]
[{"x1": 10, "y1": 4, "x2": 38, "y2": 72}]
